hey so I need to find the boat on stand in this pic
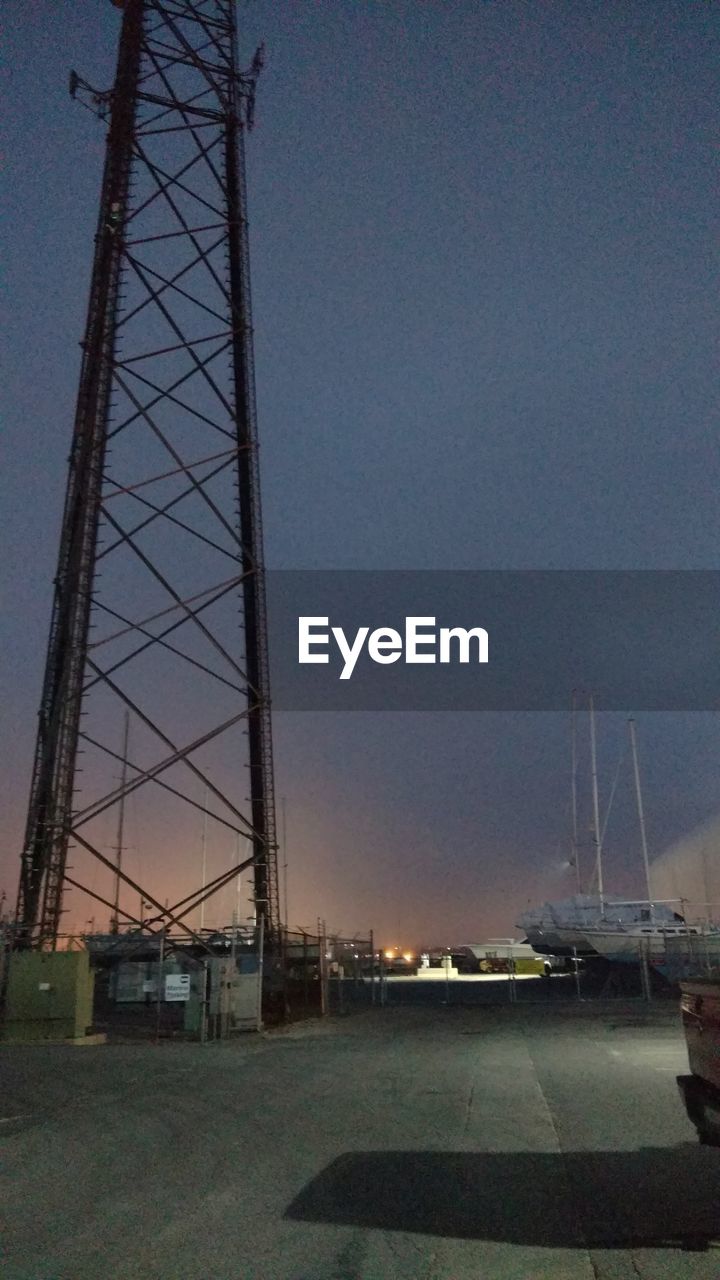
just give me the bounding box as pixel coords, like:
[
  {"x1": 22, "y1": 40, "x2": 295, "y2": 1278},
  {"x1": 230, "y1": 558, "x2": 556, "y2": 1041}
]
[
  {"x1": 519, "y1": 695, "x2": 672, "y2": 960},
  {"x1": 558, "y1": 715, "x2": 720, "y2": 981},
  {"x1": 518, "y1": 894, "x2": 679, "y2": 958},
  {"x1": 520, "y1": 697, "x2": 720, "y2": 982}
]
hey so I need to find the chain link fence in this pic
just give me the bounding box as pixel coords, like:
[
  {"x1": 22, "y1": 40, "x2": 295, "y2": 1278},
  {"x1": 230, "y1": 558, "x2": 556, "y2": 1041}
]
[
  {"x1": 372, "y1": 938, "x2": 716, "y2": 1008},
  {"x1": 76, "y1": 925, "x2": 379, "y2": 1038},
  {"x1": 283, "y1": 928, "x2": 377, "y2": 1020},
  {"x1": 88, "y1": 929, "x2": 262, "y2": 1041},
  {"x1": 10, "y1": 923, "x2": 713, "y2": 1036}
]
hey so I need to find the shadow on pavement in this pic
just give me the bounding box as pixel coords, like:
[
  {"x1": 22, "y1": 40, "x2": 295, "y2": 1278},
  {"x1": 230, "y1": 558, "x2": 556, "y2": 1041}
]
[{"x1": 285, "y1": 1146, "x2": 720, "y2": 1250}]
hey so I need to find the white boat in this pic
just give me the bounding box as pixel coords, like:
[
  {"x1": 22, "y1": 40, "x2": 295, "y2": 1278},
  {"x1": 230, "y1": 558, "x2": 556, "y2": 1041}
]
[
  {"x1": 521, "y1": 704, "x2": 698, "y2": 964},
  {"x1": 460, "y1": 938, "x2": 550, "y2": 971},
  {"x1": 570, "y1": 720, "x2": 720, "y2": 978},
  {"x1": 521, "y1": 703, "x2": 718, "y2": 978},
  {"x1": 521, "y1": 896, "x2": 604, "y2": 954},
  {"x1": 579, "y1": 921, "x2": 720, "y2": 973},
  {"x1": 579, "y1": 921, "x2": 700, "y2": 962},
  {"x1": 520, "y1": 694, "x2": 621, "y2": 957},
  {"x1": 521, "y1": 895, "x2": 680, "y2": 956}
]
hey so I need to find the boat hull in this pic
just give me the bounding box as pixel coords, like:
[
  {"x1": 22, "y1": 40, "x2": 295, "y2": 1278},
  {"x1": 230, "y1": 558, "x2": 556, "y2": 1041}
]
[
  {"x1": 522, "y1": 926, "x2": 596, "y2": 956},
  {"x1": 577, "y1": 927, "x2": 720, "y2": 974},
  {"x1": 519, "y1": 897, "x2": 681, "y2": 959},
  {"x1": 578, "y1": 930, "x2": 665, "y2": 965}
]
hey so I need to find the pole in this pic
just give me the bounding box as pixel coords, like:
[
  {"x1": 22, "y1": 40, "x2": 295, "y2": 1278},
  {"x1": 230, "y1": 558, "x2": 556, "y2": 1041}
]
[
  {"x1": 338, "y1": 956, "x2": 345, "y2": 1015},
  {"x1": 571, "y1": 689, "x2": 581, "y2": 893},
  {"x1": 302, "y1": 930, "x2": 309, "y2": 1014},
  {"x1": 281, "y1": 796, "x2": 289, "y2": 931},
  {"x1": 200, "y1": 785, "x2": 208, "y2": 932},
  {"x1": 110, "y1": 711, "x2": 130, "y2": 934},
  {"x1": 628, "y1": 718, "x2": 654, "y2": 920},
  {"x1": 639, "y1": 937, "x2": 652, "y2": 1002},
  {"x1": 225, "y1": 60, "x2": 280, "y2": 945},
  {"x1": 155, "y1": 927, "x2": 165, "y2": 1044},
  {"x1": 370, "y1": 929, "x2": 376, "y2": 1006},
  {"x1": 225, "y1": 915, "x2": 237, "y2": 1040},
  {"x1": 200, "y1": 959, "x2": 208, "y2": 1044},
  {"x1": 589, "y1": 693, "x2": 604, "y2": 912},
  {"x1": 572, "y1": 946, "x2": 581, "y2": 1001},
  {"x1": 256, "y1": 913, "x2": 265, "y2": 1032},
  {"x1": 319, "y1": 918, "x2": 328, "y2": 1017},
  {"x1": 235, "y1": 834, "x2": 243, "y2": 925}
]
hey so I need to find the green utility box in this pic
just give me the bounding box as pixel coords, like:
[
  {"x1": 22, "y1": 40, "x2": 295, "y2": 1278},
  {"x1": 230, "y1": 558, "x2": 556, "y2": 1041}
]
[{"x1": 1, "y1": 950, "x2": 95, "y2": 1042}]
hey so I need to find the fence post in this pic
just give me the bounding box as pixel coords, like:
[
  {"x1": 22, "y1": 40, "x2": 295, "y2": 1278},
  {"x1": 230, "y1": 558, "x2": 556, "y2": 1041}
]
[
  {"x1": 200, "y1": 959, "x2": 209, "y2": 1043},
  {"x1": 572, "y1": 947, "x2": 582, "y2": 1001},
  {"x1": 155, "y1": 928, "x2": 165, "y2": 1043},
  {"x1": 369, "y1": 930, "x2": 376, "y2": 1006},
  {"x1": 639, "y1": 938, "x2": 652, "y2": 1002},
  {"x1": 256, "y1": 914, "x2": 265, "y2": 1031},
  {"x1": 300, "y1": 931, "x2": 308, "y2": 1014},
  {"x1": 319, "y1": 921, "x2": 328, "y2": 1017},
  {"x1": 0, "y1": 922, "x2": 14, "y2": 1028}
]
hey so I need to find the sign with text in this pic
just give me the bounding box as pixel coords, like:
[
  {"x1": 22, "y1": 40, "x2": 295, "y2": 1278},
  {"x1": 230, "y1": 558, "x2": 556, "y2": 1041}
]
[
  {"x1": 164, "y1": 973, "x2": 191, "y2": 1002},
  {"x1": 264, "y1": 570, "x2": 720, "y2": 710}
]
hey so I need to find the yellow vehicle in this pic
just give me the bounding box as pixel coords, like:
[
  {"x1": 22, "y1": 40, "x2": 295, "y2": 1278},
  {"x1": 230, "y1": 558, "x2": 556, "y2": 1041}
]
[{"x1": 454, "y1": 940, "x2": 552, "y2": 976}]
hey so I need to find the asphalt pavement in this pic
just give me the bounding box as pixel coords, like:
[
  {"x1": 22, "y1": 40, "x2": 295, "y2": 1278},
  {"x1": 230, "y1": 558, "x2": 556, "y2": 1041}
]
[{"x1": 1, "y1": 1000, "x2": 718, "y2": 1279}]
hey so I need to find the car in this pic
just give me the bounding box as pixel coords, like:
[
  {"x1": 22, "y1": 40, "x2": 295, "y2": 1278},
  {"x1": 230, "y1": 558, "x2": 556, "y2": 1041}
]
[{"x1": 380, "y1": 949, "x2": 418, "y2": 976}]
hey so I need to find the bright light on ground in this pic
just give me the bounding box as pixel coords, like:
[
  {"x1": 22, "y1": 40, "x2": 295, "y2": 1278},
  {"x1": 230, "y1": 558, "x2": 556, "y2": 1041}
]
[{"x1": 385, "y1": 972, "x2": 571, "y2": 983}]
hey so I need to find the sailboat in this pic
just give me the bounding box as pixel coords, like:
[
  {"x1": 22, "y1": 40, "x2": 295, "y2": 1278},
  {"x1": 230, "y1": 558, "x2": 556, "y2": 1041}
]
[
  {"x1": 519, "y1": 693, "x2": 614, "y2": 955},
  {"x1": 570, "y1": 718, "x2": 720, "y2": 977},
  {"x1": 520, "y1": 895, "x2": 681, "y2": 957},
  {"x1": 519, "y1": 698, "x2": 690, "y2": 959}
]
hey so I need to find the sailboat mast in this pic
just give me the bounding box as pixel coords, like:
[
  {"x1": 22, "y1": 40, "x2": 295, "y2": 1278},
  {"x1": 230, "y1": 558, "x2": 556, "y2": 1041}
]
[
  {"x1": 589, "y1": 693, "x2": 604, "y2": 911},
  {"x1": 571, "y1": 690, "x2": 581, "y2": 892},
  {"x1": 628, "y1": 717, "x2": 654, "y2": 920},
  {"x1": 110, "y1": 711, "x2": 130, "y2": 934}
]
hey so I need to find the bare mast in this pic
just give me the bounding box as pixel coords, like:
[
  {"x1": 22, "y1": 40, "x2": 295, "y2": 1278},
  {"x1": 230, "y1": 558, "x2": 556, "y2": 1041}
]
[
  {"x1": 589, "y1": 693, "x2": 604, "y2": 913},
  {"x1": 628, "y1": 717, "x2": 655, "y2": 920},
  {"x1": 571, "y1": 690, "x2": 581, "y2": 893}
]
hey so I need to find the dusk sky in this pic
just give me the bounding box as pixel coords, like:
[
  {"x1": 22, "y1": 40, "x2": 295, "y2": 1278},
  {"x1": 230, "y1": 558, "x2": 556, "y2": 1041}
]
[{"x1": 1, "y1": 0, "x2": 718, "y2": 944}]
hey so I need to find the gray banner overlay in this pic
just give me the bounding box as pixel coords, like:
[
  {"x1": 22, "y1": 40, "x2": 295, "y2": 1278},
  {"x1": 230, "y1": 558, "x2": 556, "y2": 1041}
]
[{"x1": 264, "y1": 571, "x2": 719, "y2": 711}]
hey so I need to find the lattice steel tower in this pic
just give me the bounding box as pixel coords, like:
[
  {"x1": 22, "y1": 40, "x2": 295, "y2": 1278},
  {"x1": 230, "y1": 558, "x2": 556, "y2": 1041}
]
[{"x1": 16, "y1": 0, "x2": 280, "y2": 949}]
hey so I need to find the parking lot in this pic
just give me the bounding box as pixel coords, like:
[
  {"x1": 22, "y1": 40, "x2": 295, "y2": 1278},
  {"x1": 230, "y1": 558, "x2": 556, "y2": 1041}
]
[{"x1": 1, "y1": 1001, "x2": 718, "y2": 1279}]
